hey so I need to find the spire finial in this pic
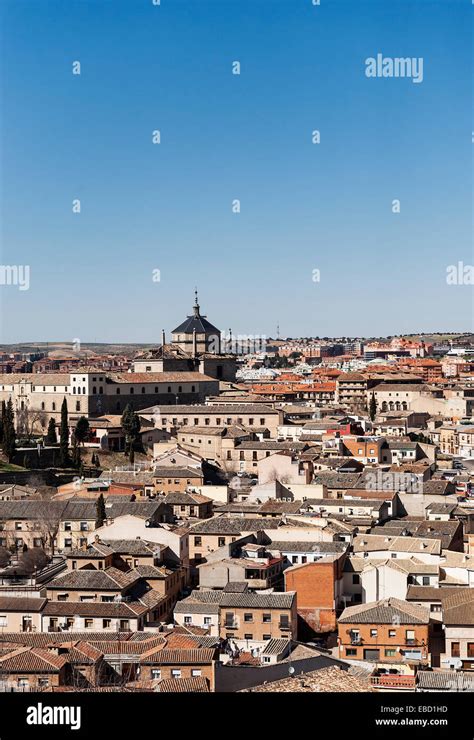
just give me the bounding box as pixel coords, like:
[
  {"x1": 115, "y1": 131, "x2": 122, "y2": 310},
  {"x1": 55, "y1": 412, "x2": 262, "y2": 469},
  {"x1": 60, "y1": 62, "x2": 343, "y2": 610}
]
[{"x1": 193, "y1": 287, "x2": 200, "y2": 317}]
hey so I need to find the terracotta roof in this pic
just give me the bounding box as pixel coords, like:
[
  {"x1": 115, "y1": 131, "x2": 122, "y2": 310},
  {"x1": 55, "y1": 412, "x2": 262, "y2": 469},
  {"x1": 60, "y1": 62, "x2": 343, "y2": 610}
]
[
  {"x1": 158, "y1": 677, "x2": 209, "y2": 692},
  {"x1": 47, "y1": 567, "x2": 140, "y2": 591},
  {"x1": 140, "y1": 648, "x2": 216, "y2": 665},
  {"x1": 0, "y1": 647, "x2": 67, "y2": 672},
  {"x1": 441, "y1": 588, "x2": 474, "y2": 625},
  {"x1": 339, "y1": 597, "x2": 430, "y2": 625}
]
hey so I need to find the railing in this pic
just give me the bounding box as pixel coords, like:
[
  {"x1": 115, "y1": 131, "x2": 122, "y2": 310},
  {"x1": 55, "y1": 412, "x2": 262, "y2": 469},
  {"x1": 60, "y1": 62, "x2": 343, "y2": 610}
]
[{"x1": 371, "y1": 675, "x2": 416, "y2": 689}]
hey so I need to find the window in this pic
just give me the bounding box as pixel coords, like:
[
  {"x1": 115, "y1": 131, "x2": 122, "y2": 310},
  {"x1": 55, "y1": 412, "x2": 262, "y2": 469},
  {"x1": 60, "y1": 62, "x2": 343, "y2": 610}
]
[
  {"x1": 0, "y1": 615, "x2": 6, "y2": 627},
  {"x1": 84, "y1": 619, "x2": 93, "y2": 628},
  {"x1": 262, "y1": 613, "x2": 271, "y2": 623},
  {"x1": 103, "y1": 619, "x2": 111, "y2": 629},
  {"x1": 244, "y1": 613, "x2": 253, "y2": 622},
  {"x1": 422, "y1": 576, "x2": 430, "y2": 586},
  {"x1": 263, "y1": 634, "x2": 271, "y2": 640},
  {"x1": 388, "y1": 630, "x2": 396, "y2": 638},
  {"x1": 260, "y1": 418, "x2": 265, "y2": 426},
  {"x1": 218, "y1": 537, "x2": 225, "y2": 547},
  {"x1": 120, "y1": 620, "x2": 130, "y2": 631},
  {"x1": 171, "y1": 669, "x2": 181, "y2": 678},
  {"x1": 451, "y1": 642, "x2": 460, "y2": 658},
  {"x1": 352, "y1": 574, "x2": 360, "y2": 584},
  {"x1": 346, "y1": 648, "x2": 357, "y2": 656},
  {"x1": 385, "y1": 649, "x2": 396, "y2": 657},
  {"x1": 204, "y1": 617, "x2": 212, "y2": 625},
  {"x1": 191, "y1": 669, "x2": 202, "y2": 677},
  {"x1": 151, "y1": 669, "x2": 161, "y2": 679},
  {"x1": 370, "y1": 629, "x2": 378, "y2": 638},
  {"x1": 15, "y1": 522, "x2": 22, "y2": 530},
  {"x1": 76, "y1": 401, "x2": 80, "y2": 411},
  {"x1": 64, "y1": 522, "x2": 72, "y2": 531},
  {"x1": 184, "y1": 616, "x2": 192, "y2": 624},
  {"x1": 244, "y1": 634, "x2": 253, "y2": 640}
]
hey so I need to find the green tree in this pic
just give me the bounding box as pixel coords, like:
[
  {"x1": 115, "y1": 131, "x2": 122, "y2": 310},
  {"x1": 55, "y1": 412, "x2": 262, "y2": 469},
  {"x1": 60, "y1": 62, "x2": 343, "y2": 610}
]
[
  {"x1": 369, "y1": 392, "x2": 377, "y2": 422},
  {"x1": 74, "y1": 416, "x2": 90, "y2": 446},
  {"x1": 121, "y1": 404, "x2": 141, "y2": 462},
  {"x1": 95, "y1": 492, "x2": 106, "y2": 528},
  {"x1": 0, "y1": 400, "x2": 5, "y2": 444},
  {"x1": 45, "y1": 418, "x2": 57, "y2": 446},
  {"x1": 59, "y1": 398, "x2": 70, "y2": 467},
  {"x1": 2, "y1": 399, "x2": 16, "y2": 462},
  {"x1": 71, "y1": 435, "x2": 81, "y2": 470}
]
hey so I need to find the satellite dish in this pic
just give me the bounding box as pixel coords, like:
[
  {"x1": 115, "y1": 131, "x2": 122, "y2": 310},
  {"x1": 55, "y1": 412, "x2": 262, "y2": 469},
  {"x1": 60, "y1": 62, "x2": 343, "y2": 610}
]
[{"x1": 288, "y1": 666, "x2": 295, "y2": 675}]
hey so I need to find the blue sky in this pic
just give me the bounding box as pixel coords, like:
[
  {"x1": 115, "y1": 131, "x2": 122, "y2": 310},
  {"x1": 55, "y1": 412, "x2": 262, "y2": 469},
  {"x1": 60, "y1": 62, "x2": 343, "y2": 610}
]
[{"x1": 0, "y1": 0, "x2": 472, "y2": 343}]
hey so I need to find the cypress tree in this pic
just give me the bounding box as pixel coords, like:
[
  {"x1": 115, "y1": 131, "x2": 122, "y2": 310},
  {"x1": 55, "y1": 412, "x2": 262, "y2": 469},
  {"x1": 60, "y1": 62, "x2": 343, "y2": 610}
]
[
  {"x1": 95, "y1": 492, "x2": 106, "y2": 528},
  {"x1": 45, "y1": 418, "x2": 57, "y2": 445},
  {"x1": 0, "y1": 400, "x2": 5, "y2": 444},
  {"x1": 2, "y1": 399, "x2": 16, "y2": 462},
  {"x1": 59, "y1": 398, "x2": 70, "y2": 467},
  {"x1": 369, "y1": 392, "x2": 377, "y2": 422}
]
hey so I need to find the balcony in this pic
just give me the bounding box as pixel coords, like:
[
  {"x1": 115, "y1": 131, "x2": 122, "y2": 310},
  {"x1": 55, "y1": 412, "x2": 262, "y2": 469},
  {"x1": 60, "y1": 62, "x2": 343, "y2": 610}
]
[
  {"x1": 224, "y1": 621, "x2": 238, "y2": 630},
  {"x1": 371, "y1": 675, "x2": 416, "y2": 690}
]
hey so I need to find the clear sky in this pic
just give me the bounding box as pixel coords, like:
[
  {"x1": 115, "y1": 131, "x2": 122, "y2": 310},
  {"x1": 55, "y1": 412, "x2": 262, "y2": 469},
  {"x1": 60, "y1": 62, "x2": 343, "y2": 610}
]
[{"x1": 0, "y1": 0, "x2": 472, "y2": 344}]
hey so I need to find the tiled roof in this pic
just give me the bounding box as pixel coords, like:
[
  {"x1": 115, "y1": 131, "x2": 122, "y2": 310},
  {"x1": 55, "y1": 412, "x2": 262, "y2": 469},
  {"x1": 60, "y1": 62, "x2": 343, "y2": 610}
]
[
  {"x1": 0, "y1": 597, "x2": 47, "y2": 612},
  {"x1": 262, "y1": 638, "x2": 290, "y2": 655},
  {"x1": 190, "y1": 516, "x2": 280, "y2": 534},
  {"x1": 0, "y1": 647, "x2": 67, "y2": 672},
  {"x1": 100, "y1": 539, "x2": 158, "y2": 556},
  {"x1": 406, "y1": 585, "x2": 459, "y2": 602},
  {"x1": 269, "y1": 540, "x2": 347, "y2": 554},
  {"x1": 338, "y1": 598, "x2": 430, "y2": 625},
  {"x1": 47, "y1": 567, "x2": 140, "y2": 591},
  {"x1": 142, "y1": 403, "x2": 277, "y2": 415},
  {"x1": 179, "y1": 589, "x2": 295, "y2": 610},
  {"x1": 353, "y1": 534, "x2": 441, "y2": 555},
  {"x1": 140, "y1": 648, "x2": 216, "y2": 665},
  {"x1": 241, "y1": 665, "x2": 372, "y2": 692},
  {"x1": 441, "y1": 588, "x2": 474, "y2": 625},
  {"x1": 417, "y1": 671, "x2": 474, "y2": 691},
  {"x1": 42, "y1": 600, "x2": 148, "y2": 618},
  {"x1": 158, "y1": 677, "x2": 209, "y2": 692},
  {"x1": 0, "y1": 632, "x2": 133, "y2": 647}
]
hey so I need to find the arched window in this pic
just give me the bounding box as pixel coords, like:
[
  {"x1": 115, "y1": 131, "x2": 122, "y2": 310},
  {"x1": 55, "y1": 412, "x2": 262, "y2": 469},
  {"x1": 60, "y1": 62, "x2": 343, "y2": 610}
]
[
  {"x1": 52, "y1": 402, "x2": 56, "y2": 411},
  {"x1": 76, "y1": 401, "x2": 80, "y2": 411},
  {"x1": 73, "y1": 387, "x2": 76, "y2": 394},
  {"x1": 92, "y1": 387, "x2": 97, "y2": 395},
  {"x1": 41, "y1": 402, "x2": 45, "y2": 410}
]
